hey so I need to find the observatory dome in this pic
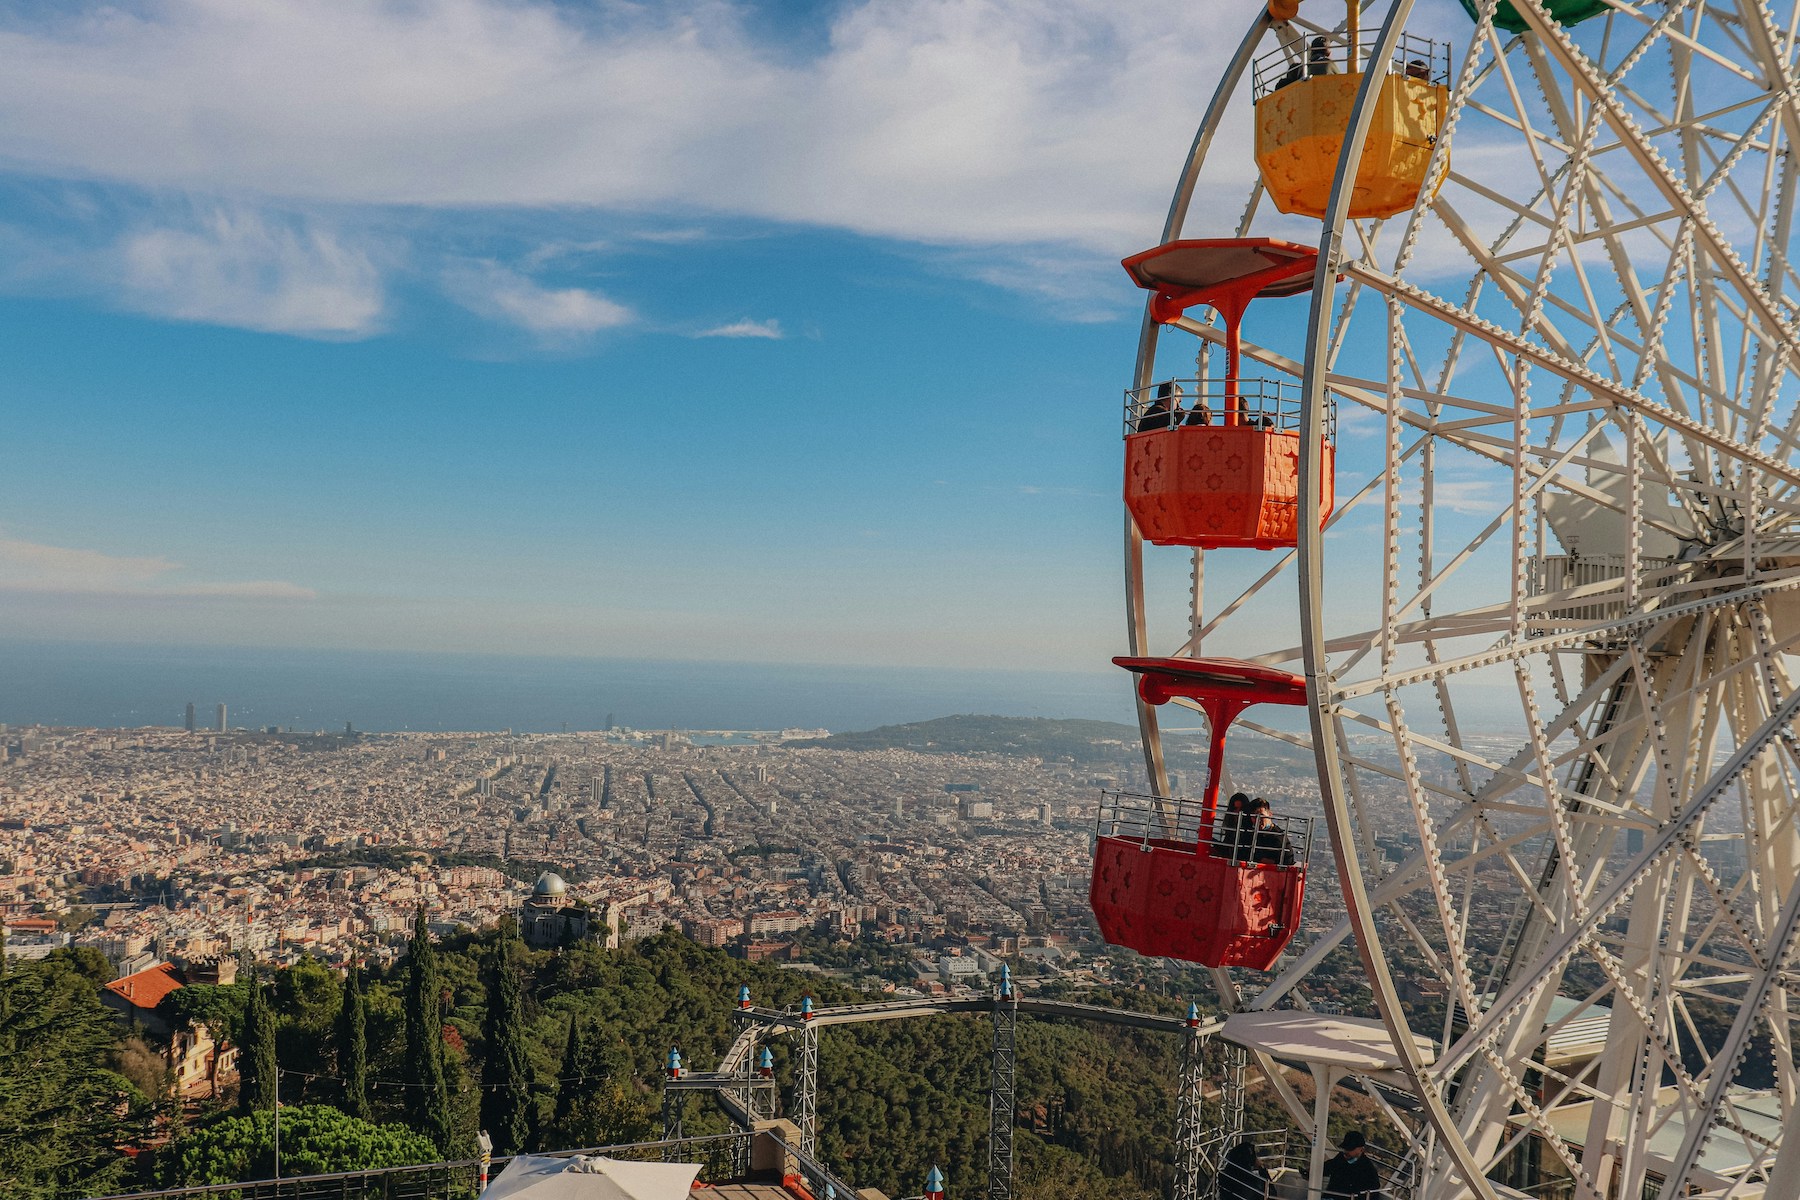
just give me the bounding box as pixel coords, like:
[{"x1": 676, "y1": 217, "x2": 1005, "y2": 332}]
[{"x1": 532, "y1": 871, "x2": 568, "y2": 898}]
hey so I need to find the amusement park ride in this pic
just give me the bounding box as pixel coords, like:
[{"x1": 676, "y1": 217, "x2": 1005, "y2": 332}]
[
  {"x1": 1090, "y1": 0, "x2": 1800, "y2": 1193},
  {"x1": 673, "y1": 0, "x2": 1800, "y2": 1198}
]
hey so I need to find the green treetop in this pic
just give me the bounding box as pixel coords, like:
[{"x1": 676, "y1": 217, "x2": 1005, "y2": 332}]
[
  {"x1": 479, "y1": 919, "x2": 532, "y2": 1155},
  {"x1": 239, "y1": 972, "x2": 279, "y2": 1114},
  {"x1": 404, "y1": 906, "x2": 455, "y2": 1153},
  {"x1": 337, "y1": 966, "x2": 369, "y2": 1120}
]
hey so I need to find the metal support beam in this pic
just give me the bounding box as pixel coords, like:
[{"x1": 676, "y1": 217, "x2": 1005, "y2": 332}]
[
  {"x1": 987, "y1": 978, "x2": 1018, "y2": 1200},
  {"x1": 1224, "y1": 1040, "x2": 1246, "y2": 1142},
  {"x1": 796, "y1": 1021, "x2": 819, "y2": 1157},
  {"x1": 661, "y1": 1090, "x2": 685, "y2": 1145},
  {"x1": 1173, "y1": 1025, "x2": 1207, "y2": 1200},
  {"x1": 735, "y1": 1025, "x2": 760, "y2": 1177}
]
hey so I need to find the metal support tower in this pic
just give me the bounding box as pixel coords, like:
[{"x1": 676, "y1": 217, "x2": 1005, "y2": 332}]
[
  {"x1": 1221, "y1": 1040, "x2": 1245, "y2": 1142},
  {"x1": 1173, "y1": 1011, "x2": 1207, "y2": 1200},
  {"x1": 733, "y1": 1024, "x2": 761, "y2": 1176},
  {"x1": 987, "y1": 969, "x2": 1018, "y2": 1200},
  {"x1": 795, "y1": 1021, "x2": 819, "y2": 1156},
  {"x1": 661, "y1": 1090, "x2": 685, "y2": 1144}
]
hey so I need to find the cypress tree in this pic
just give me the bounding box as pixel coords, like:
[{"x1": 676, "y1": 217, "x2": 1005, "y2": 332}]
[
  {"x1": 549, "y1": 1012, "x2": 584, "y2": 1144},
  {"x1": 480, "y1": 921, "x2": 532, "y2": 1155},
  {"x1": 404, "y1": 907, "x2": 454, "y2": 1152},
  {"x1": 337, "y1": 965, "x2": 369, "y2": 1120},
  {"x1": 239, "y1": 972, "x2": 278, "y2": 1113}
]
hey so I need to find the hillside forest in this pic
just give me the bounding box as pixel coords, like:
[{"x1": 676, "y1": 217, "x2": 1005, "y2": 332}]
[{"x1": 0, "y1": 920, "x2": 1294, "y2": 1200}]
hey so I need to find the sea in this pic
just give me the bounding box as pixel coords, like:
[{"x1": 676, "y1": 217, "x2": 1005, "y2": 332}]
[{"x1": 0, "y1": 639, "x2": 1144, "y2": 735}]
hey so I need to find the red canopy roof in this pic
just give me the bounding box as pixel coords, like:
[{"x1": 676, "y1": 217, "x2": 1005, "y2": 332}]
[
  {"x1": 1113, "y1": 656, "x2": 1308, "y2": 707},
  {"x1": 1121, "y1": 239, "x2": 1319, "y2": 324}
]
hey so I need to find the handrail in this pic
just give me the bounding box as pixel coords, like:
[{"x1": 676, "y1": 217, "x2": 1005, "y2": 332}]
[
  {"x1": 1097, "y1": 788, "x2": 1315, "y2": 867},
  {"x1": 1125, "y1": 377, "x2": 1337, "y2": 442},
  {"x1": 1250, "y1": 30, "x2": 1450, "y2": 97},
  {"x1": 88, "y1": 1134, "x2": 750, "y2": 1200}
]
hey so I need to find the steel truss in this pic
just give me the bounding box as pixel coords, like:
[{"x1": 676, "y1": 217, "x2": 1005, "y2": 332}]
[
  {"x1": 987, "y1": 980, "x2": 1017, "y2": 1200},
  {"x1": 1122, "y1": 0, "x2": 1800, "y2": 1196}
]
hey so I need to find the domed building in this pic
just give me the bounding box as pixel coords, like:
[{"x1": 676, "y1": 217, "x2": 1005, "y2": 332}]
[{"x1": 520, "y1": 870, "x2": 590, "y2": 948}]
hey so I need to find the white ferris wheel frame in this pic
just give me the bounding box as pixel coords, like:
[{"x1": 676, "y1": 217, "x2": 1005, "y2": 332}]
[{"x1": 1126, "y1": 0, "x2": 1800, "y2": 1196}]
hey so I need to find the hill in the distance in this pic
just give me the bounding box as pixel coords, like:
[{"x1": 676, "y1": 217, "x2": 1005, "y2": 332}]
[{"x1": 790, "y1": 714, "x2": 1143, "y2": 759}]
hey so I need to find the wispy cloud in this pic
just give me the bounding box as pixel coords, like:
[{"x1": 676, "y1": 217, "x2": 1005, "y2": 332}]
[
  {"x1": 118, "y1": 207, "x2": 385, "y2": 336},
  {"x1": 442, "y1": 260, "x2": 633, "y2": 339},
  {"x1": 0, "y1": 536, "x2": 315, "y2": 599},
  {"x1": 0, "y1": 0, "x2": 1257, "y2": 251},
  {"x1": 695, "y1": 318, "x2": 784, "y2": 339}
]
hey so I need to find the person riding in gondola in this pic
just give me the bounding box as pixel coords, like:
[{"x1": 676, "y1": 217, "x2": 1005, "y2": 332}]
[
  {"x1": 1245, "y1": 797, "x2": 1296, "y2": 867},
  {"x1": 1216, "y1": 792, "x2": 1251, "y2": 862},
  {"x1": 1136, "y1": 381, "x2": 1177, "y2": 432},
  {"x1": 1217, "y1": 1137, "x2": 1272, "y2": 1200}
]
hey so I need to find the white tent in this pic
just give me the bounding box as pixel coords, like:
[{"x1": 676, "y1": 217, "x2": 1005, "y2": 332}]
[{"x1": 485, "y1": 1155, "x2": 703, "y2": 1200}]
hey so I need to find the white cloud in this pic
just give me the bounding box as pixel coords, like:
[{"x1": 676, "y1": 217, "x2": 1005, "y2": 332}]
[
  {"x1": 442, "y1": 260, "x2": 633, "y2": 337},
  {"x1": 118, "y1": 207, "x2": 385, "y2": 336},
  {"x1": 0, "y1": 536, "x2": 315, "y2": 599},
  {"x1": 0, "y1": 0, "x2": 1261, "y2": 254},
  {"x1": 695, "y1": 318, "x2": 784, "y2": 339}
]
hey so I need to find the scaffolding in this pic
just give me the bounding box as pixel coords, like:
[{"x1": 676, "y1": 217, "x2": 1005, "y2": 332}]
[
  {"x1": 1174, "y1": 1019, "x2": 1207, "y2": 1200},
  {"x1": 796, "y1": 1019, "x2": 820, "y2": 1156},
  {"x1": 697, "y1": 991, "x2": 1221, "y2": 1200},
  {"x1": 987, "y1": 973, "x2": 1018, "y2": 1200}
]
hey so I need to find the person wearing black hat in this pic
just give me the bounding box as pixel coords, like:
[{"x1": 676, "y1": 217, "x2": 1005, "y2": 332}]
[{"x1": 1321, "y1": 1131, "x2": 1381, "y2": 1198}]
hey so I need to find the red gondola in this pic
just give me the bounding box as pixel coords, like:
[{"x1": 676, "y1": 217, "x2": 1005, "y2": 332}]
[
  {"x1": 1120, "y1": 239, "x2": 1335, "y2": 550},
  {"x1": 1089, "y1": 656, "x2": 1312, "y2": 970}
]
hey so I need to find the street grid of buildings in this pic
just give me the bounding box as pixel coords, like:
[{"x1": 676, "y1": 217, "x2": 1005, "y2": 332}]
[{"x1": 0, "y1": 719, "x2": 1550, "y2": 1009}]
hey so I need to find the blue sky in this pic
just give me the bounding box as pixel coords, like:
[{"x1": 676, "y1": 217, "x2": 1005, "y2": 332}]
[{"x1": 0, "y1": 0, "x2": 1279, "y2": 671}]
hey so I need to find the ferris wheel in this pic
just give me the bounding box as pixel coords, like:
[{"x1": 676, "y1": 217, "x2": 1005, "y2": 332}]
[{"x1": 1089, "y1": 0, "x2": 1800, "y2": 1197}]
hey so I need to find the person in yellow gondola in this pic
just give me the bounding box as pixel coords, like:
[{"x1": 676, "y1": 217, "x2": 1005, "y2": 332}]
[
  {"x1": 1307, "y1": 36, "x2": 1332, "y2": 76},
  {"x1": 1405, "y1": 57, "x2": 1430, "y2": 81},
  {"x1": 1136, "y1": 382, "x2": 1176, "y2": 432},
  {"x1": 1246, "y1": 797, "x2": 1296, "y2": 867}
]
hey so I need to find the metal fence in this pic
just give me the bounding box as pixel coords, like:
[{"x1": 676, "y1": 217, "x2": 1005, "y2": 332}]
[
  {"x1": 1097, "y1": 790, "x2": 1314, "y2": 870},
  {"x1": 779, "y1": 1138, "x2": 862, "y2": 1200},
  {"x1": 88, "y1": 1134, "x2": 751, "y2": 1200},
  {"x1": 1203, "y1": 1128, "x2": 1418, "y2": 1200},
  {"x1": 1251, "y1": 31, "x2": 1451, "y2": 98},
  {"x1": 1124, "y1": 378, "x2": 1336, "y2": 442},
  {"x1": 1526, "y1": 554, "x2": 1676, "y2": 630}
]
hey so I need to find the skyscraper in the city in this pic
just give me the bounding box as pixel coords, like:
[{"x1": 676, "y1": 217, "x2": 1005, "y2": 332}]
[
  {"x1": 215, "y1": 703, "x2": 227, "y2": 733},
  {"x1": 184, "y1": 702, "x2": 196, "y2": 733}
]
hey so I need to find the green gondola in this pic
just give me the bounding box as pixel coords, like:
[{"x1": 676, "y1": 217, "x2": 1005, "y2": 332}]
[{"x1": 1456, "y1": 0, "x2": 1612, "y2": 33}]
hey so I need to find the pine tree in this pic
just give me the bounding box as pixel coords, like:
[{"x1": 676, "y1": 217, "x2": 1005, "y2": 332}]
[
  {"x1": 480, "y1": 920, "x2": 532, "y2": 1155},
  {"x1": 239, "y1": 972, "x2": 278, "y2": 1113},
  {"x1": 549, "y1": 1012, "x2": 584, "y2": 1146},
  {"x1": 337, "y1": 965, "x2": 369, "y2": 1120},
  {"x1": 404, "y1": 906, "x2": 454, "y2": 1152}
]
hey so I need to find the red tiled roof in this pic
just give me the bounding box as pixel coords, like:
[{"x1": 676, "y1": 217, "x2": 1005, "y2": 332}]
[{"x1": 104, "y1": 963, "x2": 184, "y2": 1011}]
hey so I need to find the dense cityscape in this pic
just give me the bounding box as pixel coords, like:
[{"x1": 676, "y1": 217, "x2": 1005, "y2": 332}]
[{"x1": 2, "y1": 715, "x2": 1338, "y2": 988}]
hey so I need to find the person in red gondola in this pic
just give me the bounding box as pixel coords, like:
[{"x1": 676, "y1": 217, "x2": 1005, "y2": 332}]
[
  {"x1": 1216, "y1": 792, "x2": 1251, "y2": 861},
  {"x1": 1246, "y1": 797, "x2": 1296, "y2": 867},
  {"x1": 1137, "y1": 382, "x2": 1176, "y2": 432}
]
